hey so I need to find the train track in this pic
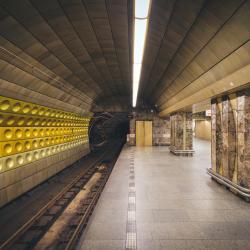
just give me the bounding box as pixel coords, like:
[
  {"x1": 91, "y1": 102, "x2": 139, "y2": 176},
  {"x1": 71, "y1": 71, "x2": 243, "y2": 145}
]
[{"x1": 0, "y1": 141, "x2": 123, "y2": 250}]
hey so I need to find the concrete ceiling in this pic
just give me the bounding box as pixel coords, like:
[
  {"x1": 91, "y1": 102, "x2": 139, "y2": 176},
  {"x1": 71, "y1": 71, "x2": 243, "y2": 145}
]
[
  {"x1": 0, "y1": 0, "x2": 133, "y2": 114},
  {"x1": 0, "y1": 0, "x2": 249, "y2": 115}
]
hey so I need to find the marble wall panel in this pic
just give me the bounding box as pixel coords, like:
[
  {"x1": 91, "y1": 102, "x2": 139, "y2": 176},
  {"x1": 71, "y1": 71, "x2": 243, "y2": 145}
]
[
  {"x1": 211, "y1": 90, "x2": 250, "y2": 188},
  {"x1": 129, "y1": 111, "x2": 170, "y2": 146},
  {"x1": 170, "y1": 112, "x2": 193, "y2": 152}
]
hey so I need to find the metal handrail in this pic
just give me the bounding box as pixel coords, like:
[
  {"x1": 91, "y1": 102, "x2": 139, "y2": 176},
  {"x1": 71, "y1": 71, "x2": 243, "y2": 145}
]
[{"x1": 207, "y1": 168, "x2": 250, "y2": 199}]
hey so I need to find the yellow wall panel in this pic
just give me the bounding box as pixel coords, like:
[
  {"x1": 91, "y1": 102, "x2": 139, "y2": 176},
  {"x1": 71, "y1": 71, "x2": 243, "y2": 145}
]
[
  {"x1": 144, "y1": 121, "x2": 153, "y2": 146},
  {"x1": 0, "y1": 95, "x2": 90, "y2": 174}
]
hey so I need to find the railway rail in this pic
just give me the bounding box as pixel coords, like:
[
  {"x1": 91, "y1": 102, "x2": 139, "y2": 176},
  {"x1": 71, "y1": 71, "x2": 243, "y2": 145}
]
[{"x1": 0, "y1": 140, "x2": 123, "y2": 250}]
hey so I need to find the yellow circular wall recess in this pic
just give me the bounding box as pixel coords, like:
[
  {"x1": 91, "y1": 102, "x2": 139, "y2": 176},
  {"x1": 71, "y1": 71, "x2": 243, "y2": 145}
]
[
  {"x1": 17, "y1": 156, "x2": 24, "y2": 165},
  {"x1": 4, "y1": 129, "x2": 13, "y2": 139},
  {"x1": 15, "y1": 142, "x2": 23, "y2": 152},
  {"x1": 4, "y1": 144, "x2": 12, "y2": 154},
  {"x1": 0, "y1": 100, "x2": 10, "y2": 111},
  {"x1": 15, "y1": 129, "x2": 23, "y2": 138},
  {"x1": 26, "y1": 153, "x2": 32, "y2": 162},
  {"x1": 12, "y1": 103, "x2": 21, "y2": 112},
  {"x1": 6, "y1": 158, "x2": 14, "y2": 169}
]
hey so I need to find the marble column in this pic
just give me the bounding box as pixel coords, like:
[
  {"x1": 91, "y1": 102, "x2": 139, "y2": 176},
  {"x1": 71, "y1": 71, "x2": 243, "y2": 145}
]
[
  {"x1": 210, "y1": 90, "x2": 250, "y2": 198},
  {"x1": 170, "y1": 112, "x2": 194, "y2": 156}
]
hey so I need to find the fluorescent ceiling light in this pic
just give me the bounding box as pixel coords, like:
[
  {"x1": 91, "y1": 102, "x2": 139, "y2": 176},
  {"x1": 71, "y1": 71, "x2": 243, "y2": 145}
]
[
  {"x1": 133, "y1": 64, "x2": 141, "y2": 107},
  {"x1": 133, "y1": 19, "x2": 147, "y2": 64},
  {"x1": 132, "y1": 0, "x2": 151, "y2": 107},
  {"x1": 135, "y1": 0, "x2": 150, "y2": 18}
]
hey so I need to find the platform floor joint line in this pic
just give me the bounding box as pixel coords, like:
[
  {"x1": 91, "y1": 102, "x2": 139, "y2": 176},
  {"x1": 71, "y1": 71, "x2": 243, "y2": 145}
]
[{"x1": 125, "y1": 148, "x2": 136, "y2": 250}]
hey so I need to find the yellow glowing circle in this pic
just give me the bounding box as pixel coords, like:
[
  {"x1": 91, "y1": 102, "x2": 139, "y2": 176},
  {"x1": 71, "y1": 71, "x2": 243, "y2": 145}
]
[
  {"x1": 4, "y1": 144, "x2": 12, "y2": 154},
  {"x1": 15, "y1": 142, "x2": 23, "y2": 152},
  {"x1": 26, "y1": 153, "x2": 32, "y2": 162},
  {"x1": 39, "y1": 129, "x2": 44, "y2": 137},
  {"x1": 40, "y1": 150, "x2": 45, "y2": 157},
  {"x1": 34, "y1": 119, "x2": 40, "y2": 126},
  {"x1": 33, "y1": 129, "x2": 38, "y2": 137},
  {"x1": 6, "y1": 158, "x2": 14, "y2": 168},
  {"x1": 25, "y1": 141, "x2": 31, "y2": 150},
  {"x1": 47, "y1": 120, "x2": 52, "y2": 126},
  {"x1": 46, "y1": 129, "x2": 50, "y2": 136},
  {"x1": 0, "y1": 100, "x2": 10, "y2": 111},
  {"x1": 23, "y1": 105, "x2": 31, "y2": 114},
  {"x1": 25, "y1": 129, "x2": 31, "y2": 137},
  {"x1": 7, "y1": 117, "x2": 15, "y2": 126},
  {"x1": 41, "y1": 120, "x2": 46, "y2": 126},
  {"x1": 4, "y1": 129, "x2": 13, "y2": 139},
  {"x1": 45, "y1": 110, "x2": 50, "y2": 116},
  {"x1": 15, "y1": 129, "x2": 23, "y2": 138},
  {"x1": 33, "y1": 140, "x2": 38, "y2": 148},
  {"x1": 0, "y1": 161, "x2": 2, "y2": 171},
  {"x1": 16, "y1": 156, "x2": 24, "y2": 165},
  {"x1": 12, "y1": 103, "x2": 21, "y2": 112},
  {"x1": 39, "y1": 140, "x2": 44, "y2": 147},
  {"x1": 17, "y1": 117, "x2": 25, "y2": 126},
  {"x1": 27, "y1": 118, "x2": 33, "y2": 126},
  {"x1": 45, "y1": 139, "x2": 50, "y2": 145},
  {"x1": 39, "y1": 108, "x2": 45, "y2": 115},
  {"x1": 31, "y1": 107, "x2": 38, "y2": 115},
  {"x1": 51, "y1": 112, "x2": 55, "y2": 117},
  {"x1": 46, "y1": 149, "x2": 50, "y2": 155},
  {"x1": 34, "y1": 151, "x2": 39, "y2": 160}
]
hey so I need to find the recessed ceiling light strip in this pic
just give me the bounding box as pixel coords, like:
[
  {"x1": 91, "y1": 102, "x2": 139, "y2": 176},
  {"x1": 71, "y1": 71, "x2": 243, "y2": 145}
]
[{"x1": 132, "y1": 0, "x2": 151, "y2": 107}]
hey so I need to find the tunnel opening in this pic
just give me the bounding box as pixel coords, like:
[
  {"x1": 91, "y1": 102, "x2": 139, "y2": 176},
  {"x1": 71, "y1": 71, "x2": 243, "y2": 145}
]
[{"x1": 88, "y1": 112, "x2": 129, "y2": 151}]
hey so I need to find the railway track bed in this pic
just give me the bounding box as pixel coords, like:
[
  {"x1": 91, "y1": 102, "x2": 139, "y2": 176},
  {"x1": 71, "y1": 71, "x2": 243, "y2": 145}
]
[{"x1": 0, "y1": 140, "x2": 123, "y2": 250}]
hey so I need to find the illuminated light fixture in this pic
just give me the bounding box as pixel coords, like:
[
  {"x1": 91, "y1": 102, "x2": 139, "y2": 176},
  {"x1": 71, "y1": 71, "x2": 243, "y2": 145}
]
[{"x1": 132, "y1": 0, "x2": 151, "y2": 107}]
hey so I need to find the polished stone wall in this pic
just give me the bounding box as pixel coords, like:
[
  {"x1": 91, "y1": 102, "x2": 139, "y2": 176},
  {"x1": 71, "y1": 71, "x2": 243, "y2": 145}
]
[
  {"x1": 129, "y1": 111, "x2": 170, "y2": 146},
  {"x1": 170, "y1": 112, "x2": 194, "y2": 156},
  {"x1": 211, "y1": 90, "x2": 250, "y2": 188}
]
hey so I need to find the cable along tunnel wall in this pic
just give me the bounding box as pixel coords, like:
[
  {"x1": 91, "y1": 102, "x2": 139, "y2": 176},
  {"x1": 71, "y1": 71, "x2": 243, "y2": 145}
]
[{"x1": 0, "y1": 95, "x2": 91, "y2": 207}]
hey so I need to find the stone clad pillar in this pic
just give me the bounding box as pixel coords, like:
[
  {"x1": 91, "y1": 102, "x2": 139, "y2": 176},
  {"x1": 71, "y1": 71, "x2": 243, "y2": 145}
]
[
  {"x1": 170, "y1": 112, "x2": 194, "y2": 156},
  {"x1": 210, "y1": 90, "x2": 250, "y2": 199}
]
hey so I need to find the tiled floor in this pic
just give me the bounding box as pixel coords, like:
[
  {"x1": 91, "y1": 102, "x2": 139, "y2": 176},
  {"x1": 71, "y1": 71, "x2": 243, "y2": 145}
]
[{"x1": 77, "y1": 139, "x2": 250, "y2": 250}]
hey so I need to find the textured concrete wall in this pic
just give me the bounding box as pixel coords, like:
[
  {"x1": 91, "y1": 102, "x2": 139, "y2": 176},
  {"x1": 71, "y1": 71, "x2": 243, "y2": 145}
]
[
  {"x1": 170, "y1": 112, "x2": 194, "y2": 156},
  {"x1": 129, "y1": 111, "x2": 170, "y2": 146},
  {"x1": 211, "y1": 90, "x2": 250, "y2": 188},
  {"x1": 195, "y1": 120, "x2": 211, "y2": 141}
]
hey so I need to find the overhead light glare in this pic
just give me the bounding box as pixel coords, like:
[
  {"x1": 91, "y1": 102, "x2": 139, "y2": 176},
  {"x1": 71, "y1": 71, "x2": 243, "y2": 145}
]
[
  {"x1": 135, "y1": 0, "x2": 151, "y2": 18},
  {"x1": 133, "y1": 64, "x2": 141, "y2": 107},
  {"x1": 133, "y1": 19, "x2": 147, "y2": 64},
  {"x1": 132, "y1": 0, "x2": 151, "y2": 107}
]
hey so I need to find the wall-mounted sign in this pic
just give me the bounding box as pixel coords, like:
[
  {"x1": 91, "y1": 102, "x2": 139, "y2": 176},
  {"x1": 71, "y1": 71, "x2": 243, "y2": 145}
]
[{"x1": 206, "y1": 109, "x2": 211, "y2": 116}]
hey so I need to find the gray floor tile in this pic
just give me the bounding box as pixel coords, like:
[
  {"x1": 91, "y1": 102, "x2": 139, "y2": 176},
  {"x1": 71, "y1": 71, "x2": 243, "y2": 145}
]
[
  {"x1": 78, "y1": 240, "x2": 125, "y2": 250},
  {"x1": 77, "y1": 140, "x2": 250, "y2": 249}
]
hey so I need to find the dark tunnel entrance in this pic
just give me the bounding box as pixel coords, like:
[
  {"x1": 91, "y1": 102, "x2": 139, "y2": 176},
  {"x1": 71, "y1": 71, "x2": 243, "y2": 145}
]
[{"x1": 88, "y1": 113, "x2": 129, "y2": 151}]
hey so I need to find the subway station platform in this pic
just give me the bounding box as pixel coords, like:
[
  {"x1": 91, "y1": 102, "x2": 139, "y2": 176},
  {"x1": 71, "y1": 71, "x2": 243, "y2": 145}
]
[{"x1": 77, "y1": 139, "x2": 250, "y2": 250}]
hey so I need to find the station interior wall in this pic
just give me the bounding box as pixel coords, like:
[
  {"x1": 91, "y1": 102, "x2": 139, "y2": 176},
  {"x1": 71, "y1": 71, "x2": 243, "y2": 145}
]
[
  {"x1": 129, "y1": 111, "x2": 171, "y2": 146},
  {"x1": 0, "y1": 95, "x2": 90, "y2": 208},
  {"x1": 194, "y1": 119, "x2": 211, "y2": 141}
]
